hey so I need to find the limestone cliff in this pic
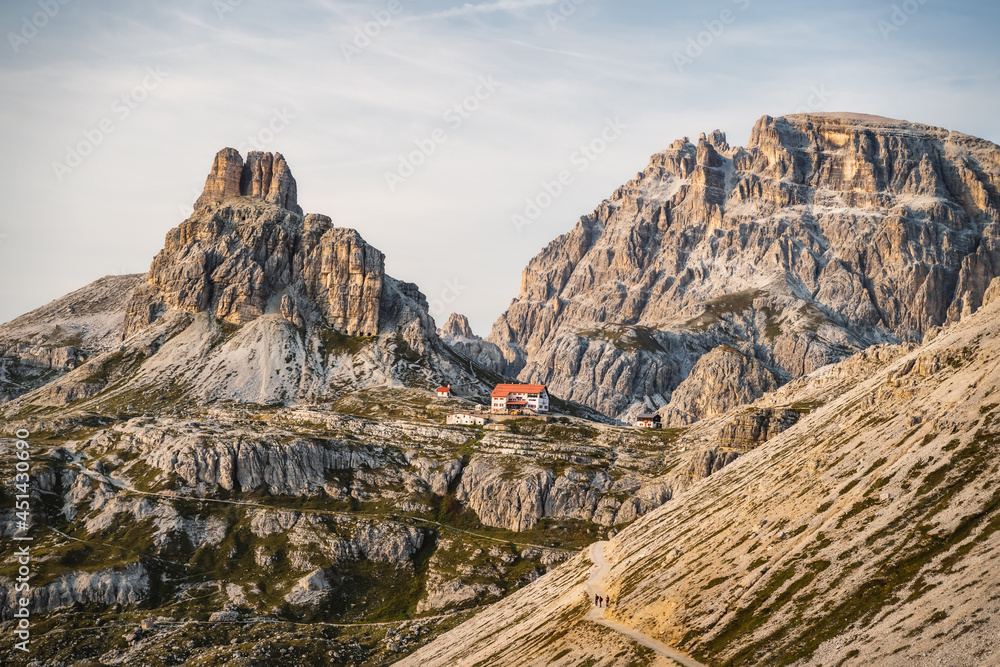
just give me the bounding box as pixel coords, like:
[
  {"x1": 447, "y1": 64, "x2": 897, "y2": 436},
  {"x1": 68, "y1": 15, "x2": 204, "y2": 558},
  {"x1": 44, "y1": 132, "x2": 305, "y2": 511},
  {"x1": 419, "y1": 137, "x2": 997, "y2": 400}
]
[
  {"x1": 488, "y1": 113, "x2": 1000, "y2": 420},
  {"x1": 439, "y1": 313, "x2": 475, "y2": 339},
  {"x1": 194, "y1": 148, "x2": 301, "y2": 214},
  {"x1": 661, "y1": 344, "x2": 780, "y2": 426},
  {"x1": 438, "y1": 312, "x2": 507, "y2": 374},
  {"x1": 122, "y1": 203, "x2": 390, "y2": 338}
]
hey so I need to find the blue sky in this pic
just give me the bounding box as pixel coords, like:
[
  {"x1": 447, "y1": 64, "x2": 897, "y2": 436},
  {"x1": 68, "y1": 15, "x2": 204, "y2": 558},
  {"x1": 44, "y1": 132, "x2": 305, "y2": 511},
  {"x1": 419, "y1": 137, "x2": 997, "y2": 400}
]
[{"x1": 1, "y1": 0, "x2": 998, "y2": 334}]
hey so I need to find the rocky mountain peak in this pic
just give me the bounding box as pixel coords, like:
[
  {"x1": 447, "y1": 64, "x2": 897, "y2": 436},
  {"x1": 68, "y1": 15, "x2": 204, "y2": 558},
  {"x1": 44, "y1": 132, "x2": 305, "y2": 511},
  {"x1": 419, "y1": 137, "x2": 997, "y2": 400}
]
[
  {"x1": 701, "y1": 129, "x2": 730, "y2": 152},
  {"x1": 121, "y1": 199, "x2": 392, "y2": 339},
  {"x1": 438, "y1": 312, "x2": 507, "y2": 373},
  {"x1": 483, "y1": 112, "x2": 1000, "y2": 420},
  {"x1": 194, "y1": 148, "x2": 301, "y2": 215},
  {"x1": 0, "y1": 146, "x2": 505, "y2": 409},
  {"x1": 439, "y1": 313, "x2": 476, "y2": 340},
  {"x1": 117, "y1": 149, "x2": 442, "y2": 347}
]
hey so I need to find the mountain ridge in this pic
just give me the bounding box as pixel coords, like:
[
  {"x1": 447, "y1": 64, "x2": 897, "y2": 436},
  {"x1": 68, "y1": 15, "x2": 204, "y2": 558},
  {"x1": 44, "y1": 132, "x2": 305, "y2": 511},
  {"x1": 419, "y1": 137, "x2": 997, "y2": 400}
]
[{"x1": 479, "y1": 112, "x2": 1000, "y2": 421}]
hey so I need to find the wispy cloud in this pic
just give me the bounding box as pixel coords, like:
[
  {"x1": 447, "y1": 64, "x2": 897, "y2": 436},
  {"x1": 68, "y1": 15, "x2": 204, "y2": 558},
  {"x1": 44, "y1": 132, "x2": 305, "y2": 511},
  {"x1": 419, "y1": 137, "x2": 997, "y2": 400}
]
[
  {"x1": 419, "y1": 0, "x2": 559, "y2": 20},
  {"x1": 0, "y1": 0, "x2": 998, "y2": 335},
  {"x1": 492, "y1": 37, "x2": 631, "y2": 65}
]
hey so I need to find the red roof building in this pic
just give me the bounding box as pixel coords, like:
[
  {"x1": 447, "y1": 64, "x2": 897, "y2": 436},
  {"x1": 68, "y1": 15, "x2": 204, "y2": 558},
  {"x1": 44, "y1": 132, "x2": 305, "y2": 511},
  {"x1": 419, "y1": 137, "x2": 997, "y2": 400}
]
[
  {"x1": 490, "y1": 383, "x2": 547, "y2": 397},
  {"x1": 490, "y1": 383, "x2": 549, "y2": 413},
  {"x1": 436, "y1": 385, "x2": 452, "y2": 397}
]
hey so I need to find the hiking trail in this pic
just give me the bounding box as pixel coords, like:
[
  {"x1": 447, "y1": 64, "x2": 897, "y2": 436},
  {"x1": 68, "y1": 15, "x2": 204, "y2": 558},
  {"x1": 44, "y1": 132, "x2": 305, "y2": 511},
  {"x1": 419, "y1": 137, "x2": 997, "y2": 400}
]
[{"x1": 585, "y1": 541, "x2": 707, "y2": 667}]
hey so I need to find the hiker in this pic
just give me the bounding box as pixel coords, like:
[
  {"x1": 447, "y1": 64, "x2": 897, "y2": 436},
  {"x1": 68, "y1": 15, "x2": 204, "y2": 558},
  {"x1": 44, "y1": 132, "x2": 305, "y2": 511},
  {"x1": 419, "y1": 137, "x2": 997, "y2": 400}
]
[
  {"x1": 595, "y1": 594, "x2": 600, "y2": 605},
  {"x1": 606, "y1": 597, "x2": 611, "y2": 607}
]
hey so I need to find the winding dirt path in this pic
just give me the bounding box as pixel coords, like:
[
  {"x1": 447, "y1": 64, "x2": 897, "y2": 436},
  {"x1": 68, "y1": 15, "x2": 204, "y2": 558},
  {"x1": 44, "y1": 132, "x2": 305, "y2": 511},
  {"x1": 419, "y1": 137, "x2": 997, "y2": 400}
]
[{"x1": 585, "y1": 541, "x2": 707, "y2": 667}]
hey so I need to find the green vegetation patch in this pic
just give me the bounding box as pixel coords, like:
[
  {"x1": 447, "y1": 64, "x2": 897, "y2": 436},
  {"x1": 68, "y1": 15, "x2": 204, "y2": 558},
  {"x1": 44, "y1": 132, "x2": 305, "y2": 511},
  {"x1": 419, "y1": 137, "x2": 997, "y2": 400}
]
[
  {"x1": 788, "y1": 399, "x2": 825, "y2": 414},
  {"x1": 82, "y1": 348, "x2": 147, "y2": 385},
  {"x1": 862, "y1": 457, "x2": 888, "y2": 477},
  {"x1": 317, "y1": 326, "x2": 375, "y2": 358},
  {"x1": 698, "y1": 563, "x2": 801, "y2": 663},
  {"x1": 838, "y1": 479, "x2": 859, "y2": 496},
  {"x1": 685, "y1": 289, "x2": 764, "y2": 331},
  {"x1": 836, "y1": 498, "x2": 879, "y2": 529},
  {"x1": 576, "y1": 325, "x2": 667, "y2": 353}
]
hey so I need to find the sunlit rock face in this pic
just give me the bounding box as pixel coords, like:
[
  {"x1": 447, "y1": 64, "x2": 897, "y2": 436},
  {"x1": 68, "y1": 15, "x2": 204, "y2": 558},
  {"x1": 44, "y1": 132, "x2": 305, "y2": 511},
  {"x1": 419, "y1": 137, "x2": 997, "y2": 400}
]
[{"x1": 487, "y1": 113, "x2": 1000, "y2": 419}]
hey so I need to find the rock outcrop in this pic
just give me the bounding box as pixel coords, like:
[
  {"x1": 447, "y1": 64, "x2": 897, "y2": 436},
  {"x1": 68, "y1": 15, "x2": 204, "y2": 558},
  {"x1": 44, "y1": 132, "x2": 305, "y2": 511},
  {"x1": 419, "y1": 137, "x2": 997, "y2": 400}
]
[
  {"x1": 455, "y1": 454, "x2": 682, "y2": 530},
  {"x1": 284, "y1": 568, "x2": 331, "y2": 607},
  {"x1": 439, "y1": 313, "x2": 475, "y2": 339},
  {"x1": 438, "y1": 312, "x2": 507, "y2": 374},
  {"x1": 76, "y1": 418, "x2": 463, "y2": 504},
  {"x1": 715, "y1": 408, "x2": 800, "y2": 451},
  {"x1": 983, "y1": 275, "x2": 1000, "y2": 308},
  {"x1": 193, "y1": 147, "x2": 243, "y2": 210},
  {"x1": 194, "y1": 148, "x2": 301, "y2": 215},
  {"x1": 0, "y1": 564, "x2": 150, "y2": 620},
  {"x1": 417, "y1": 577, "x2": 504, "y2": 614},
  {"x1": 487, "y1": 113, "x2": 1000, "y2": 419},
  {"x1": 122, "y1": 201, "x2": 391, "y2": 338},
  {"x1": 661, "y1": 344, "x2": 780, "y2": 426}
]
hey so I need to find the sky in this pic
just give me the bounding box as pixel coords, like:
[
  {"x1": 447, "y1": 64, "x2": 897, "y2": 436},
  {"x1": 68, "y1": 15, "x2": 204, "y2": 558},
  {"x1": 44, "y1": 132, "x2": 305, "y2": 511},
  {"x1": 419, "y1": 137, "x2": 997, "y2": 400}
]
[{"x1": 1, "y1": 0, "x2": 998, "y2": 335}]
